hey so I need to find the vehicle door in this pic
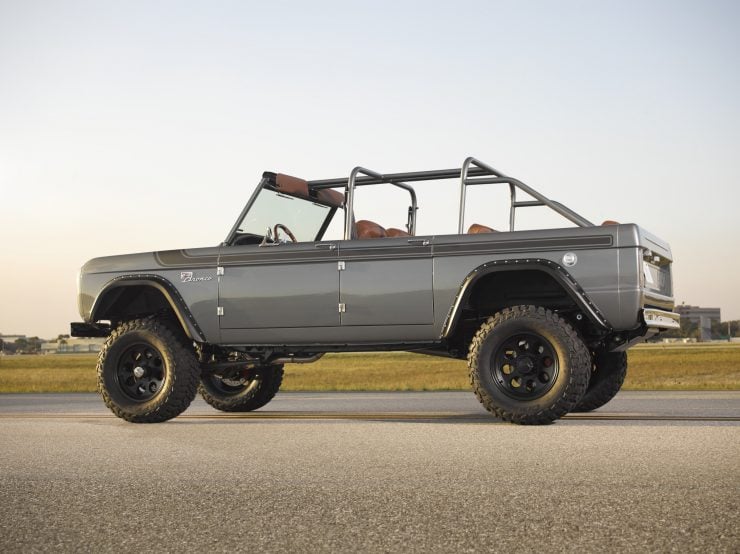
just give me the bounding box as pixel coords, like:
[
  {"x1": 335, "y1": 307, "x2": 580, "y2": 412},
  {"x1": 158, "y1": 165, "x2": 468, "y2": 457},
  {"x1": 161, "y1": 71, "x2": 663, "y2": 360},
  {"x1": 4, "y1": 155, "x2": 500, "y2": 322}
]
[
  {"x1": 218, "y1": 241, "x2": 340, "y2": 330},
  {"x1": 338, "y1": 236, "x2": 434, "y2": 326}
]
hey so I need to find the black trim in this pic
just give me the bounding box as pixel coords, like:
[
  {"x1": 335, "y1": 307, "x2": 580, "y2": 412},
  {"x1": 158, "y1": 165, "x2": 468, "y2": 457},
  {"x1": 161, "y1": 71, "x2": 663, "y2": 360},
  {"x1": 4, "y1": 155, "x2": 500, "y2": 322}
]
[
  {"x1": 315, "y1": 206, "x2": 339, "y2": 241},
  {"x1": 219, "y1": 241, "x2": 431, "y2": 267},
  {"x1": 90, "y1": 275, "x2": 206, "y2": 342},
  {"x1": 70, "y1": 322, "x2": 111, "y2": 338},
  {"x1": 442, "y1": 259, "x2": 612, "y2": 338},
  {"x1": 433, "y1": 235, "x2": 612, "y2": 256},
  {"x1": 219, "y1": 247, "x2": 338, "y2": 266},
  {"x1": 340, "y1": 244, "x2": 431, "y2": 260},
  {"x1": 225, "y1": 341, "x2": 442, "y2": 353},
  {"x1": 217, "y1": 235, "x2": 610, "y2": 267}
]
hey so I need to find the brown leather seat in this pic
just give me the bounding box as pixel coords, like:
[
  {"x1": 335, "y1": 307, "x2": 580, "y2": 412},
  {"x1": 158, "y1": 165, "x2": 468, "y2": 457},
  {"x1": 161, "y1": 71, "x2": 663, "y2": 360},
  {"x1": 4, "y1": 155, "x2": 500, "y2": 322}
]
[
  {"x1": 355, "y1": 220, "x2": 386, "y2": 239},
  {"x1": 386, "y1": 227, "x2": 410, "y2": 237},
  {"x1": 601, "y1": 220, "x2": 619, "y2": 226},
  {"x1": 467, "y1": 223, "x2": 497, "y2": 234}
]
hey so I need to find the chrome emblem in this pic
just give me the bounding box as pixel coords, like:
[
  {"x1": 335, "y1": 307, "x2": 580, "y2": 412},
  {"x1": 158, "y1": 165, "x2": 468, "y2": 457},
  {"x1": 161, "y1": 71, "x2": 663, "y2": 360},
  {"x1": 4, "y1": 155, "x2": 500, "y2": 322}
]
[{"x1": 180, "y1": 271, "x2": 213, "y2": 283}]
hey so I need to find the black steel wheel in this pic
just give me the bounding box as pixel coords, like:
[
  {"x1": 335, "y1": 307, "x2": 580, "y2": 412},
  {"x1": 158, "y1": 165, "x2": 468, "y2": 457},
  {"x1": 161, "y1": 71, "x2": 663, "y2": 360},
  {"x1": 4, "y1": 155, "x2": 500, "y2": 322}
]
[
  {"x1": 573, "y1": 351, "x2": 628, "y2": 412},
  {"x1": 97, "y1": 317, "x2": 200, "y2": 423},
  {"x1": 491, "y1": 332, "x2": 560, "y2": 400},
  {"x1": 199, "y1": 364, "x2": 284, "y2": 412},
  {"x1": 468, "y1": 305, "x2": 591, "y2": 424},
  {"x1": 115, "y1": 343, "x2": 166, "y2": 402}
]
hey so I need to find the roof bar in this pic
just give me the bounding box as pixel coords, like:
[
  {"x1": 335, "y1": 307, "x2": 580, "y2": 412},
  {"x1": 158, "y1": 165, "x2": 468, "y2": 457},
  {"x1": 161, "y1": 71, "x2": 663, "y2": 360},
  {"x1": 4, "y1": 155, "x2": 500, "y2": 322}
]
[
  {"x1": 458, "y1": 157, "x2": 505, "y2": 233},
  {"x1": 308, "y1": 156, "x2": 594, "y2": 235},
  {"x1": 343, "y1": 167, "x2": 419, "y2": 240},
  {"x1": 460, "y1": 161, "x2": 594, "y2": 230},
  {"x1": 309, "y1": 166, "x2": 491, "y2": 189}
]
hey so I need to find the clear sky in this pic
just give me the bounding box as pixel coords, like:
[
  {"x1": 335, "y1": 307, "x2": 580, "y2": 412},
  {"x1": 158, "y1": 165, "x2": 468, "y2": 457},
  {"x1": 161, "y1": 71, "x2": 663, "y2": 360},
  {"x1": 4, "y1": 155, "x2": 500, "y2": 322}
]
[{"x1": 1, "y1": 0, "x2": 739, "y2": 339}]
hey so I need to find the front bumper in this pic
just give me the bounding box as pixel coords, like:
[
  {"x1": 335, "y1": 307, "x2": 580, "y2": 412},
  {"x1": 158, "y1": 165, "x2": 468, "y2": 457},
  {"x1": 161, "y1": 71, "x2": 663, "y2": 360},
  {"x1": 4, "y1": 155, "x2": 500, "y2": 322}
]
[{"x1": 70, "y1": 322, "x2": 111, "y2": 338}]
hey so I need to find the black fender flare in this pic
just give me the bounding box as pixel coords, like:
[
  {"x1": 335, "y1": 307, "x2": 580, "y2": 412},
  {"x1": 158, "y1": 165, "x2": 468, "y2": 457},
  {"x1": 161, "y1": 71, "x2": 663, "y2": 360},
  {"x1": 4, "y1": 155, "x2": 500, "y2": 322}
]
[
  {"x1": 90, "y1": 275, "x2": 206, "y2": 342},
  {"x1": 441, "y1": 258, "x2": 612, "y2": 338}
]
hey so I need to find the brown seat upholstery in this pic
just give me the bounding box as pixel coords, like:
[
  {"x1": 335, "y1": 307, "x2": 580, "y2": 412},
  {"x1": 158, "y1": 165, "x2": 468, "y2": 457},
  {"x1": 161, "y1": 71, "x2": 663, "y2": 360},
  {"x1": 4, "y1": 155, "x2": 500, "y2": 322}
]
[
  {"x1": 467, "y1": 223, "x2": 497, "y2": 234},
  {"x1": 601, "y1": 220, "x2": 619, "y2": 226},
  {"x1": 385, "y1": 227, "x2": 410, "y2": 237},
  {"x1": 275, "y1": 173, "x2": 309, "y2": 198},
  {"x1": 355, "y1": 220, "x2": 386, "y2": 239}
]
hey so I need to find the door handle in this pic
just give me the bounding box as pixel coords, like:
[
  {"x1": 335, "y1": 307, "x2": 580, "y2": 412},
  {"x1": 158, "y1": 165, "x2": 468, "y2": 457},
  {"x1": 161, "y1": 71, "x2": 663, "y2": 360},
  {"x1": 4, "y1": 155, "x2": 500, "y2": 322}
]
[
  {"x1": 315, "y1": 243, "x2": 336, "y2": 250},
  {"x1": 407, "y1": 239, "x2": 430, "y2": 246}
]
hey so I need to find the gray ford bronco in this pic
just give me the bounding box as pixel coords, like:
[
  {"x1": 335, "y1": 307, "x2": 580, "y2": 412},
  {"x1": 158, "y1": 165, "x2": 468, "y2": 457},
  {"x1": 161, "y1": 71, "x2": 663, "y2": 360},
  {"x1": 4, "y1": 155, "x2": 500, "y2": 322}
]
[{"x1": 72, "y1": 157, "x2": 679, "y2": 424}]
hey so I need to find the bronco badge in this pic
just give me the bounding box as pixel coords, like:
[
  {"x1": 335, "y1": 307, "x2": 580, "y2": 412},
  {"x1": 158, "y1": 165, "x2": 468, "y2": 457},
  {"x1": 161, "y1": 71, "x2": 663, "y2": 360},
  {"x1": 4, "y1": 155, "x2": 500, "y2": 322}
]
[{"x1": 180, "y1": 271, "x2": 213, "y2": 283}]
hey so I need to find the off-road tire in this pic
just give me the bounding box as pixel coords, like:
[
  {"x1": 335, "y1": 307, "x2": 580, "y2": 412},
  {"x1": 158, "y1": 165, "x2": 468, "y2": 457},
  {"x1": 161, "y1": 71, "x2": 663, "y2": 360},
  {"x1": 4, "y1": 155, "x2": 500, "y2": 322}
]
[
  {"x1": 573, "y1": 351, "x2": 628, "y2": 412},
  {"x1": 97, "y1": 316, "x2": 200, "y2": 423},
  {"x1": 199, "y1": 364, "x2": 284, "y2": 412},
  {"x1": 468, "y1": 305, "x2": 591, "y2": 424}
]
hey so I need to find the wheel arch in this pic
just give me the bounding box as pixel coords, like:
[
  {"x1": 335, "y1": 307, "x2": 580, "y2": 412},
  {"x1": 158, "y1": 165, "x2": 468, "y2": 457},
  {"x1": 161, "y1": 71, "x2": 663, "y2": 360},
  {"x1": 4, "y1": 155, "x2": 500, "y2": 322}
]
[
  {"x1": 90, "y1": 275, "x2": 205, "y2": 342},
  {"x1": 442, "y1": 259, "x2": 611, "y2": 340}
]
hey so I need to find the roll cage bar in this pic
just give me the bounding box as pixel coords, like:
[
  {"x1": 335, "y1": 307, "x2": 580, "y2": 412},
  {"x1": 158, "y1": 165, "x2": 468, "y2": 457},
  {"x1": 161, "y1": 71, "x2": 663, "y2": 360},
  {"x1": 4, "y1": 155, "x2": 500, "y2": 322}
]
[
  {"x1": 226, "y1": 156, "x2": 593, "y2": 244},
  {"x1": 309, "y1": 156, "x2": 593, "y2": 239}
]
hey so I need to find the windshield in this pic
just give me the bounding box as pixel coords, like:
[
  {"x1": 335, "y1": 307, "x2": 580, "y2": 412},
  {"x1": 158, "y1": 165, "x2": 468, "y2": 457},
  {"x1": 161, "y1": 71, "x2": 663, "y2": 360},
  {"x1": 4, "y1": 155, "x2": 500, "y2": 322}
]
[{"x1": 236, "y1": 188, "x2": 334, "y2": 242}]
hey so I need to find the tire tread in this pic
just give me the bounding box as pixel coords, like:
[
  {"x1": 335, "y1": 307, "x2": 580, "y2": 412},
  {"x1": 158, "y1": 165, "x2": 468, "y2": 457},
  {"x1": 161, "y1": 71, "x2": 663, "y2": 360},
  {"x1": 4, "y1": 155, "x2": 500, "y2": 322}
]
[
  {"x1": 573, "y1": 351, "x2": 627, "y2": 412},
  {"x1": 97, "y1": 316, "x2": 200, "y2": 423},
  {"x1": 199, "y1": 365, "x2": 284, "y2": 412},
  {"x1": 468, "y1": 305, "x2": 591, "y2": 424}
]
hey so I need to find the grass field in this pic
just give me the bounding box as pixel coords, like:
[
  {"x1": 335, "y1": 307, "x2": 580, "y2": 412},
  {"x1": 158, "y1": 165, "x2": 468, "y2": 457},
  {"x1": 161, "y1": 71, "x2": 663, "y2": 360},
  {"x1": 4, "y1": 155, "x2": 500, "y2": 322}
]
[{"x1": 1, "y1": 343, "x2": 738, "y2": 393}]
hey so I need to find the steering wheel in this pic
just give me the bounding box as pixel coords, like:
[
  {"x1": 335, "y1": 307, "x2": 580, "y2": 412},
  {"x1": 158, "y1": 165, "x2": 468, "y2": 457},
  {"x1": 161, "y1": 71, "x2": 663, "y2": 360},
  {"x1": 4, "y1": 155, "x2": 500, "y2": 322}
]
[{"x1": 273, "y1": 223, "x2": 297, "y2": 243}]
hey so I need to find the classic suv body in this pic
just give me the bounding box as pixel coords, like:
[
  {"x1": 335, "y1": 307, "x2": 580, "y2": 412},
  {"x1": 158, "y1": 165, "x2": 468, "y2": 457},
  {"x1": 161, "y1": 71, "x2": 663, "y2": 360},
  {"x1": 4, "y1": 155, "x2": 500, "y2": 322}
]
[
  {"x1": 72, "y1": 157, "x2": 679, "y2": 424},
  {"x1": 77, "y1": 222, "x2": 672, "y2": 349}
]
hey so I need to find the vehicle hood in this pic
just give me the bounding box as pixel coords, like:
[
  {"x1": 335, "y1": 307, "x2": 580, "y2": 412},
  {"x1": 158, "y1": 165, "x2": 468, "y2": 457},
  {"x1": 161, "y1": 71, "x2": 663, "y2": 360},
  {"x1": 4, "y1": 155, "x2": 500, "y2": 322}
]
[{"x1": 81, "y1": 251, "x2": 162, "y2": 274}]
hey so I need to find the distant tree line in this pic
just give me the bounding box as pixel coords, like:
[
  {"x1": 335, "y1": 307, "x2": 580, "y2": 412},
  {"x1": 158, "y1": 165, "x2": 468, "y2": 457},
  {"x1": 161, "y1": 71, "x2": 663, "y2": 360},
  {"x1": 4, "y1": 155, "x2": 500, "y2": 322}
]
[{"x1": 0, "y1": 335, "x2": 69, "y2": 354}]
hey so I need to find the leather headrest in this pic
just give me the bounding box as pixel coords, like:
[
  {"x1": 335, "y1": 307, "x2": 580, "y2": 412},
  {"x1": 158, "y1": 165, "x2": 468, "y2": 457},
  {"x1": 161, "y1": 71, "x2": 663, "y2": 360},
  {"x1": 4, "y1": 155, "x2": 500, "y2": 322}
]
[
  {"x1": 386, "y1": 228, "x2": 410, "y2": 237},
  {"x1": 356, "y1": 220, "x2": 386, "y2": 239},
  {"x1": 467, "y1": 223, "x2": 497, "y2": 234},
  {"x1": 275, "y1": 173, "x2": 309, "y2": 198},
  {"x1": 316, "y1": 188, "x2": 345, "y2": 207}
]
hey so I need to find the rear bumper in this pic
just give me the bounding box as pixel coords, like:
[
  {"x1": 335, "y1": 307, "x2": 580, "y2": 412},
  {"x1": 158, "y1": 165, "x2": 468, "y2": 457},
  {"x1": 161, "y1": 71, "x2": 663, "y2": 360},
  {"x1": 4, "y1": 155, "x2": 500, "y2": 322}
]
[
  {"x1": 611, "y1": 308, "x2": 680, "y2": 352},
  {"x1": 642, "y1": 308, "x2": 681, "y2": 330}
]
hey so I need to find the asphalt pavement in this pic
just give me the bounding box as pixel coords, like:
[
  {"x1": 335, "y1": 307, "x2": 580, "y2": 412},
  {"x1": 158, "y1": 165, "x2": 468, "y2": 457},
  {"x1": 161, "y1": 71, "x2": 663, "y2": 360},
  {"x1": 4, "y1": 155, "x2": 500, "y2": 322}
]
[{"x1": 1, "y1": 391, "x2": 738, "y2": 552}]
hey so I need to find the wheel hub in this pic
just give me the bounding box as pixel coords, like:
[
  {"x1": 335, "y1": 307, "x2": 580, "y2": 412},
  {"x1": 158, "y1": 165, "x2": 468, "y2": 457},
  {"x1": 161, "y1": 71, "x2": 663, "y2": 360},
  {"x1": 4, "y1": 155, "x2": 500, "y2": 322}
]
[
  {"x1": 115, "y1": 343, "x2": 166, "y2": 402},
  {"x1": 491, "y1": 332, "x2": 560, "y2": 400},
  {"x1": 206, "y1": 367, "x2": 258, "y2": 395},
  {"x1": 515, "y1": 356, "x2": 536, "y2": 375}
]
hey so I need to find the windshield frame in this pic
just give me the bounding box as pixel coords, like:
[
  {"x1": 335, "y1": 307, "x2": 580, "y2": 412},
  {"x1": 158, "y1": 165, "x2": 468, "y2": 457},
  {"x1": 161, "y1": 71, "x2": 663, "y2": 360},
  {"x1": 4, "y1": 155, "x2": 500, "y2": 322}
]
[{"x1": 224, "y1": 178, "x2": 339, "y2": 245}]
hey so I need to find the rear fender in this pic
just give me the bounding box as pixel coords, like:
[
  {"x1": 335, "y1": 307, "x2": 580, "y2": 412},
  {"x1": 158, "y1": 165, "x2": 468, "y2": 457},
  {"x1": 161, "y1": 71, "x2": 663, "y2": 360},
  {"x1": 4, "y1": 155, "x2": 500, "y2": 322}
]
[{"x1": 442, "y1": 259, "x2": 612, "y2": 338}]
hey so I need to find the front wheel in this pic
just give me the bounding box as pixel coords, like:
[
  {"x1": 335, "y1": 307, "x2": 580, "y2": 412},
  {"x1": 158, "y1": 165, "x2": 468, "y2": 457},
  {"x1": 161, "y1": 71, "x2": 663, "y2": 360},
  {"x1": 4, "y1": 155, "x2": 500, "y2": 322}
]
[
  {"x1": 199, "y1": 364, "x2": 284, "y2": 412},
  {"x1": 468, "y1": 305, "x2": 591, "y2": 424},
  {"x1": 97, "y1": 317, "x2": 201, "y2": 423}
]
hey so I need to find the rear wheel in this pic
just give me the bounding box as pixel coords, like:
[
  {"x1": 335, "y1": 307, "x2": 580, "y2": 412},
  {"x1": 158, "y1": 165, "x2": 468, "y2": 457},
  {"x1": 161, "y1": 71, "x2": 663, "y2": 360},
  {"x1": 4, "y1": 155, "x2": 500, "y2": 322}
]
[
  {"x1": 97, "y1": 317, "x2": 200, "y2": 423},
  {"x1": 573, "y1": 351, "x2": 628, "y2": 412},
  {"x1": 199, "y1": 364, "x2": 284, "y2": 412},
  {"x1": 468, "y1": 305, "x2": 591, "y2": 424}
]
